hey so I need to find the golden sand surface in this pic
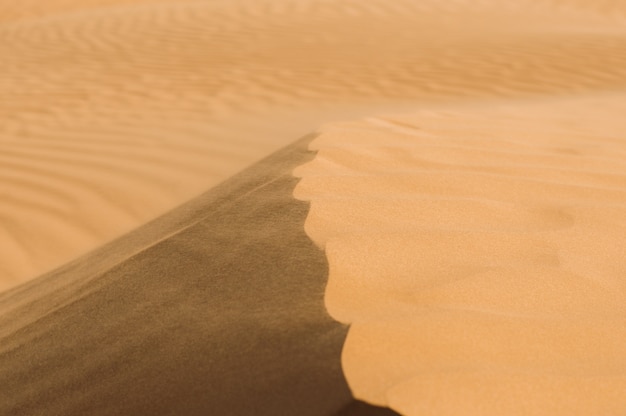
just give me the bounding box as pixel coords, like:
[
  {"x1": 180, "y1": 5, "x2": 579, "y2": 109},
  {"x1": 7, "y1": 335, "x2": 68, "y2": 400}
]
[
  {"x1": 294, "y1": 94, "x2": 626, "y2": 414},
  {"x1": 2, "y1": 0, "x2": 626, "y2": 291},
  {"x1": 2, "y1": 1, "x2": 626, "y2": 414}
]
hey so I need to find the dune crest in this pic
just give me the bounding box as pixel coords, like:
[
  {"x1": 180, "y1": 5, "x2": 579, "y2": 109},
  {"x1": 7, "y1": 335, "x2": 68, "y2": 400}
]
[
  {"x1": 3, "y1": 0, "x2": 626, "y2": 291},
  {"x1": 294, "y1": 94, "x2": 626, "y2": 414}
]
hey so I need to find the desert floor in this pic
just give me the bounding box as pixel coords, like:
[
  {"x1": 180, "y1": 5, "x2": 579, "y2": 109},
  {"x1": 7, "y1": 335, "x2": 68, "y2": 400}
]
[{"x1": 1, "y1": 0, "x2": 626, "y2": 415}]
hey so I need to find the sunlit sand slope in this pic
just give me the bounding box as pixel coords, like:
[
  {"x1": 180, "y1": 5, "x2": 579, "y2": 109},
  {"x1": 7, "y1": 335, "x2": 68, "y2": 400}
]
[
  {"x1": 3, "y1": 0, "x2": 626, "y2": 290},
  {"x1": 294, "y1": 93, "x2": 626, "y2": 415}
]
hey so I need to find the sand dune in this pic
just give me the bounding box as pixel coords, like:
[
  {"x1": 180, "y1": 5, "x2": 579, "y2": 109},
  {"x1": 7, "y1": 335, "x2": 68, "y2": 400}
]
[
  {"x1": 4, "y1": 0, "x2": 626, "y2": 413},
  {"x1": 294, "y1": 93, "x2": 626, "y2": 414},
  {"x1": 0, "y1": 137, "x2": 399, "y2": 416},
  {"x1": 3, "y1": 0, "x2": 626, "y2": 290}
]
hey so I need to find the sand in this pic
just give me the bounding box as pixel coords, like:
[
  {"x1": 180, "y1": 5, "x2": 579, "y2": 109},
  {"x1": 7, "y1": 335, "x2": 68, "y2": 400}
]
[
  {"x1": 2, "y1": 0, "x2": 626, "y2": 414},
  {"x1": 0, "y1": 137, "x2": 397, "y2": 415},
  {"x1": 3, "y1": 0, "x2": 626, "y2": 291},
  {"x1": 294, "y1": 94, "x2": 626, "y2": 414}
]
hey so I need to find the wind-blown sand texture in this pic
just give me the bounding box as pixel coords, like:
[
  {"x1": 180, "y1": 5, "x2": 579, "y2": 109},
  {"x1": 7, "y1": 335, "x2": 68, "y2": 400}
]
[
  {"x1": 3, "y1": 0, "x2": 626, "y2": 290},
  {"x1": 294, "y1": 94, "x2": 626, "y2": 414},
  {"x1": 0, "y1": 137, "x2": 396, "y2": 415},
  {"x1": 2, "y1": 0, "x2": 626, "y2": 414}
]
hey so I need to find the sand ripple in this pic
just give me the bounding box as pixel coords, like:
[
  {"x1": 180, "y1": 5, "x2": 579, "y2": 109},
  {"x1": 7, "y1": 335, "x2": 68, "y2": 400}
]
[{"x1": 2, "y1": 0, "x2": 626, "y2": 290}]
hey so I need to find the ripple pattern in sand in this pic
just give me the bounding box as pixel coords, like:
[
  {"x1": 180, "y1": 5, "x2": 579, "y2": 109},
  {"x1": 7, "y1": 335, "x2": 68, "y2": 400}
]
[{"x1": 2, "y1": 0, "x2": 626, "y2": 289}]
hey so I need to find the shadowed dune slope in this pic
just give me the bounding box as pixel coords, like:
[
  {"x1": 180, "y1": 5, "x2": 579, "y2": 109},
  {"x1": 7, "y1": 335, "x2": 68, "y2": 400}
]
[
  {"x1": 3, "y1": 0, "x2": 626, "y2": 290},
  {"x1": 0, "y1": 137, "x2": 397, "y2": 416}
]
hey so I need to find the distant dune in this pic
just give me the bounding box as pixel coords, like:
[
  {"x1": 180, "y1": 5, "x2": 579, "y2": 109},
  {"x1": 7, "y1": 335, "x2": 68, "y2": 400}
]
[{"x1": 2, "y1": 0, "x2": 626, "y2": 290}]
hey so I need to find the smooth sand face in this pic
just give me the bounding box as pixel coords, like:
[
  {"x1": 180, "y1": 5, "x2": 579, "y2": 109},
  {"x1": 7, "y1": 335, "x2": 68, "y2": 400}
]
[
  {"x1": 293, "y1": 94, "x2": 626, "y2": 414},
  {"x1": 3, "y1": 0, "x2": 626, "y2": 291}
]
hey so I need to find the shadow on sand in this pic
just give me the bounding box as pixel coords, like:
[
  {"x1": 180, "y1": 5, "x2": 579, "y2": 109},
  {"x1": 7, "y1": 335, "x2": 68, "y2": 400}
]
[{"x1": 0, "y1": 135, "x2": 398, "y2": 416}]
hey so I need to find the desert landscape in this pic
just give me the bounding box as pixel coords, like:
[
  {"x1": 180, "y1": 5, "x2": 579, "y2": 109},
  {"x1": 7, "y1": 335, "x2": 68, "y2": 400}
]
[{"x1": 1, "y1": 0, "x2": 626, "y2": 415}]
